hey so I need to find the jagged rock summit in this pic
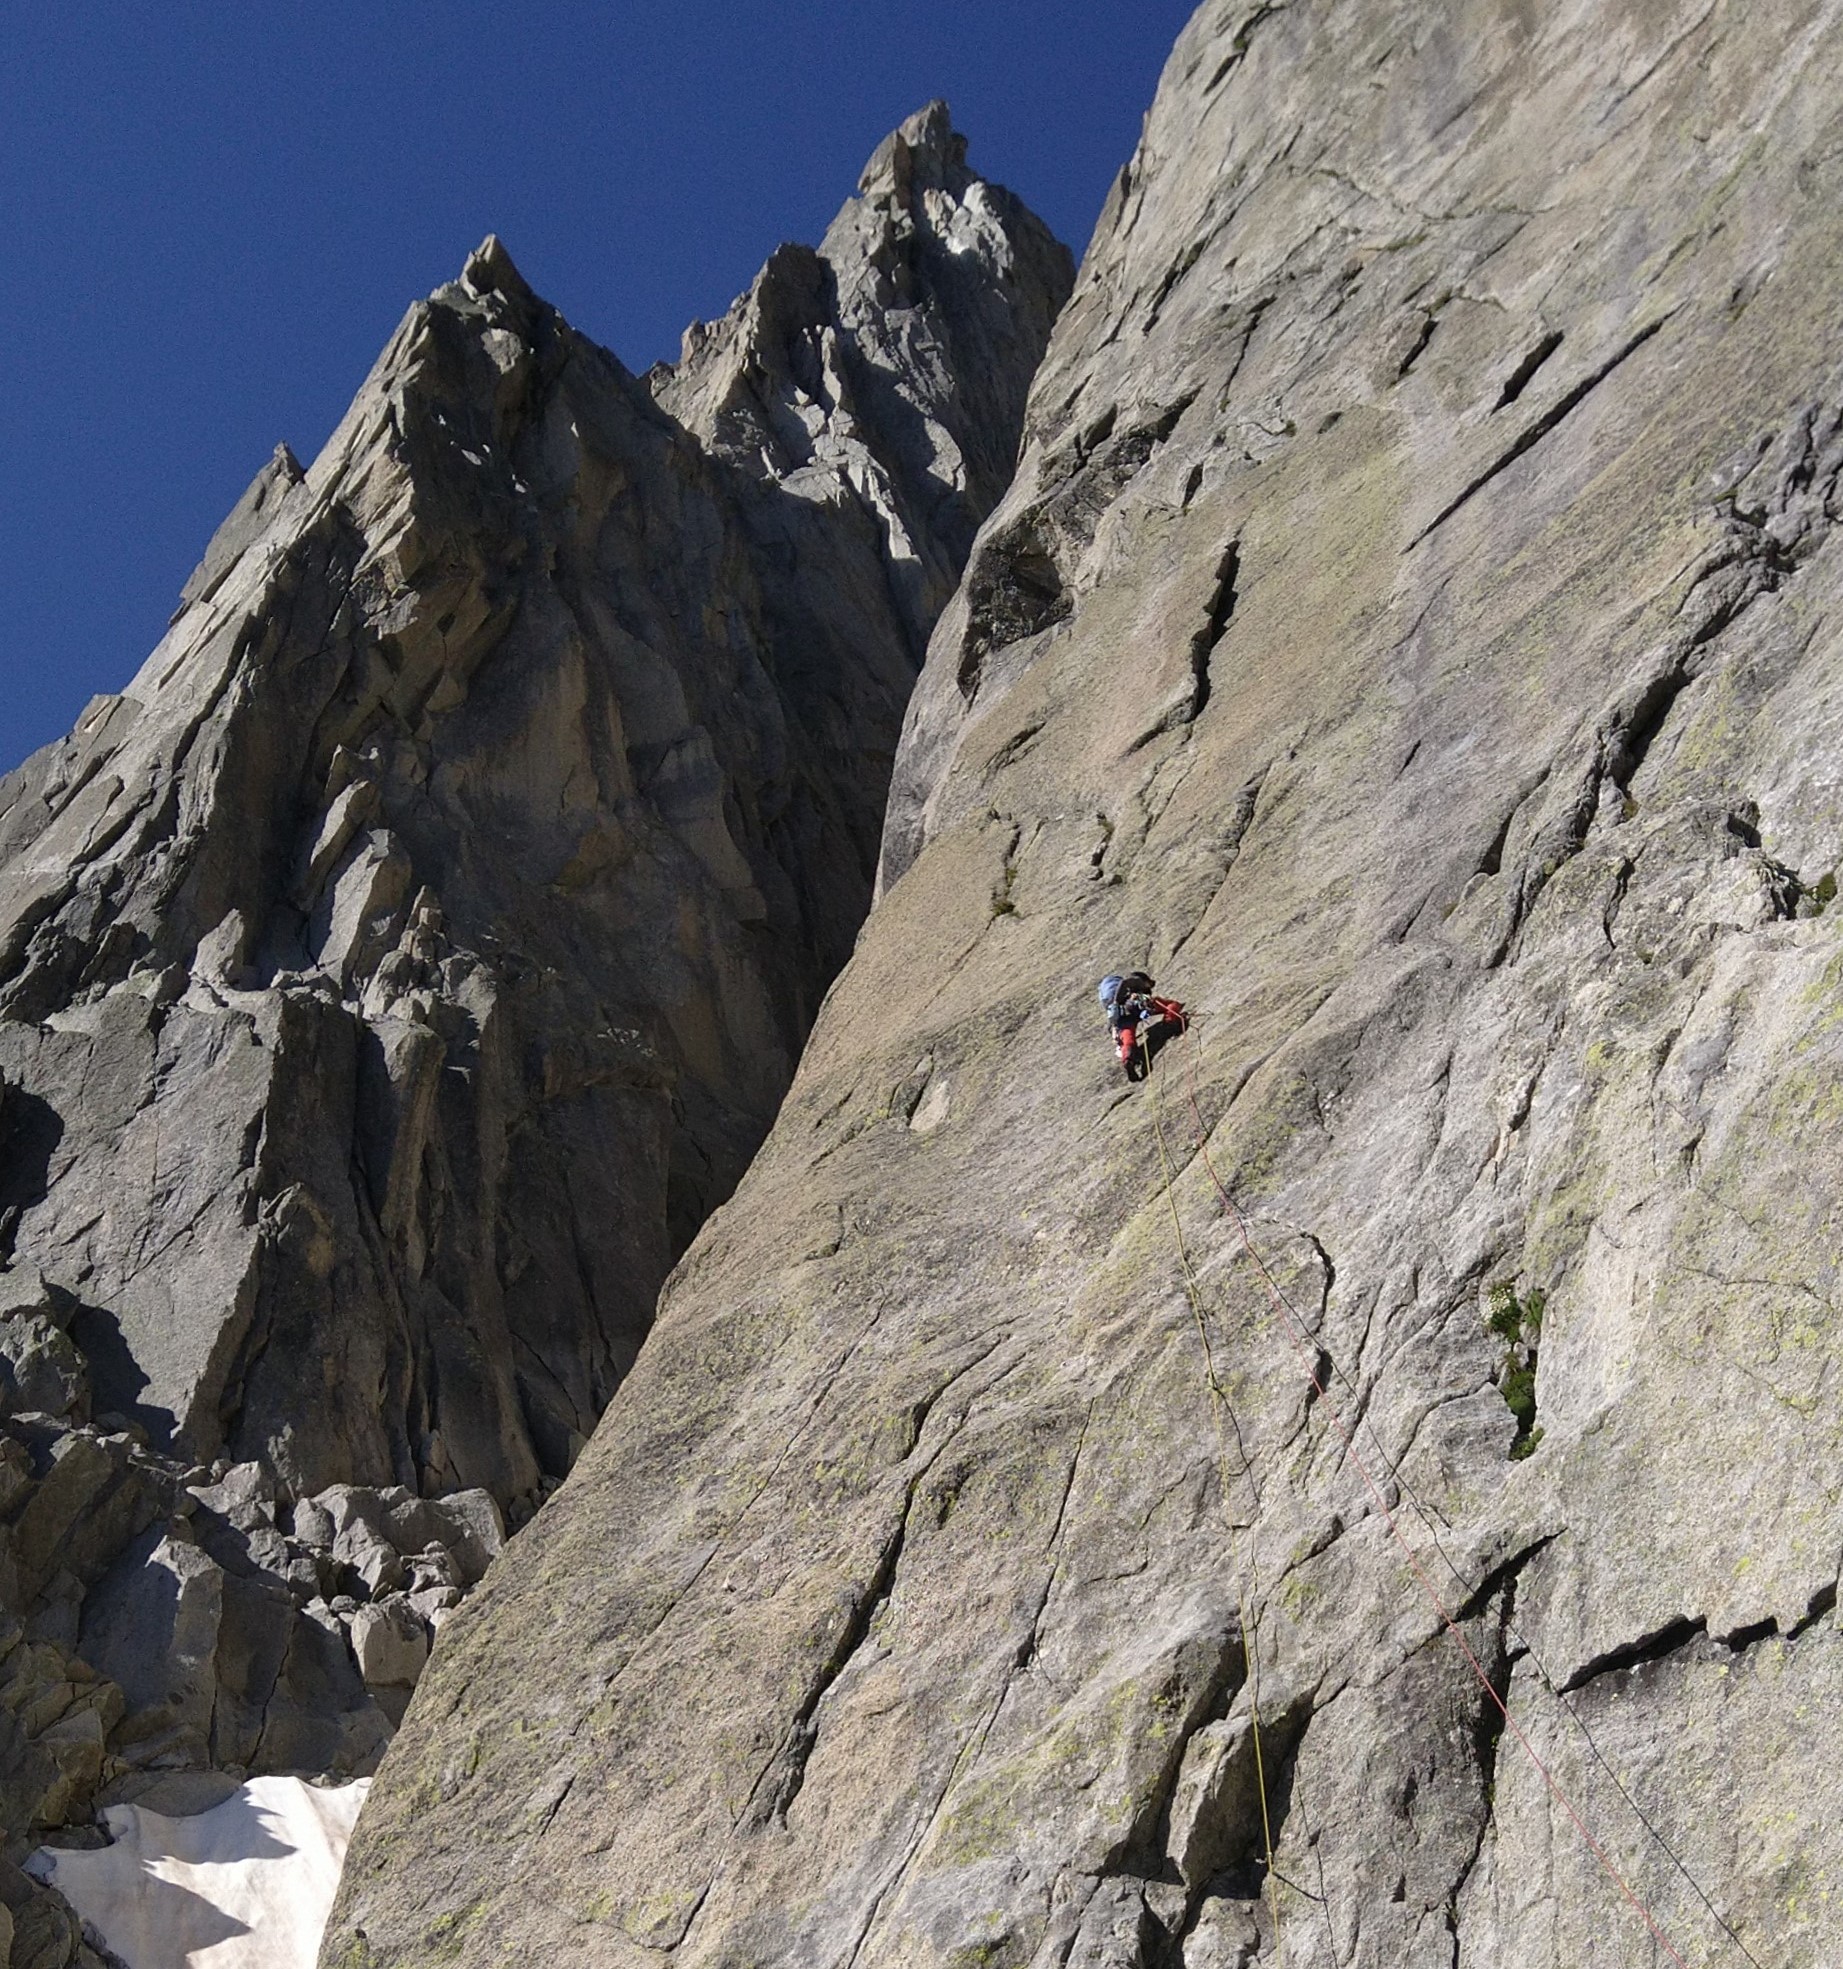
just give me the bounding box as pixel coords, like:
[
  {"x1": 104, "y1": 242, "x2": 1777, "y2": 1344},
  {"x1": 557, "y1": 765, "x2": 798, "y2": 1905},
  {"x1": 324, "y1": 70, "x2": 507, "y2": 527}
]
[
  {"x1": 334, "y1": 3, "x2": 1843, "y2": 1966},
  {"x1": 0, "y1": 107, "x2": 1069, "y2": 1965},
  {"x1": 658, "y1": 99, "x2": 1069, "y2": 645},
  {"x1": 0, "y1": 109, "x2": 1069, "y2": 1511}
]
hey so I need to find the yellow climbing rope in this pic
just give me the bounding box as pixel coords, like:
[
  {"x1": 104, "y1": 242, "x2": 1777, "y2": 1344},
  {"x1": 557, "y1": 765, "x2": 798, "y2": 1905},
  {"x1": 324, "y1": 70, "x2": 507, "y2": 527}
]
[
  {"x1": 1145, "y1": 1031, "x2": 1289, "y2": 1969},
  {"x1": 1170, "y1": 1031, "x2": 1708, "y2": 1969}
]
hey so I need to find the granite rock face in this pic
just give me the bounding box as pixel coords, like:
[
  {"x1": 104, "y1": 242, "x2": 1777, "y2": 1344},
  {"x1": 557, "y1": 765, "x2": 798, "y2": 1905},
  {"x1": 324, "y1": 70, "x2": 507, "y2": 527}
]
[
  {"x1": 0, "y1": 105, "x2": 1067, "y2": 1968},
  {"x1": 0, "y1": 105, "x2": 1069, "y2": 1514},
  {"x1": 656, "y1": 100, "x2": 1071, "y2": 654},
  {"x1": 334, "y1": 4, "x2": 1843, "y2": 1966}
]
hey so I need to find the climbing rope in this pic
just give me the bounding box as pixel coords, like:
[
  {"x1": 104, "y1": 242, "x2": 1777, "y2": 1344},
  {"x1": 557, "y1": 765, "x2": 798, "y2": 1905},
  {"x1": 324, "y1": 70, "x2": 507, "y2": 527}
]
[
  {"x1": 1143, "y1": 1023, "x2": 1702, "y2": 1969},
  {"x1": 1177, "y1": 1038, "x2": 1766, "y2": 1969},
  {"x1": 1144, "y1": 1026, "x2": 1289, "y2": 1969}
]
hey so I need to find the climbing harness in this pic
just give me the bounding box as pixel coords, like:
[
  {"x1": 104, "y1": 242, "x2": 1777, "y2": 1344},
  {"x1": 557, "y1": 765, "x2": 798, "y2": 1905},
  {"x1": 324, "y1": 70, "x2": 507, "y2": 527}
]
[
  {"x1": 1136, "y1": 1016, "x2": 1753, "y2": 1969},
  {"x1": 1143, "y1": 1024, "x2": 1289, "y2": 1968}
]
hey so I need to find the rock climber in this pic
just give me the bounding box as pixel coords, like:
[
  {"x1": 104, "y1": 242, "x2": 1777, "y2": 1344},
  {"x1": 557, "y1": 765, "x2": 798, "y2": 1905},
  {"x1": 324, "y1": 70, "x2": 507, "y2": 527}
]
[{"x1": 1097, "y1": 970, "x2": 1188, "y2": 1082}]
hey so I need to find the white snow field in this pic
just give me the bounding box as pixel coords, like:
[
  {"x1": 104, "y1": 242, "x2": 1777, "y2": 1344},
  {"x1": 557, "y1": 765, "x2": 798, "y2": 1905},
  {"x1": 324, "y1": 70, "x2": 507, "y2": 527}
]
[{"x1": 30, "y1": 1775, "x2": 370, "y2": 1968}]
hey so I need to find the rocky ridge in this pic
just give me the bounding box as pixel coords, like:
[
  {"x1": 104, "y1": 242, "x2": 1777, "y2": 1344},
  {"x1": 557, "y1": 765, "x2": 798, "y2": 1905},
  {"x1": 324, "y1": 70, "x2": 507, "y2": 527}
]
[
  {"x1": 0, "y1": 106, "x2": 1069, "y2": 1965},
  {"x1": 0, "y1": 98, "x2": 1067, "y2": 1512},
  {"x1": 333, "y1": 3, "x2": 1843, "y2": 1966},
  {"x1": 656, "y1": 99, "x2": 1068, "y2": 651}
]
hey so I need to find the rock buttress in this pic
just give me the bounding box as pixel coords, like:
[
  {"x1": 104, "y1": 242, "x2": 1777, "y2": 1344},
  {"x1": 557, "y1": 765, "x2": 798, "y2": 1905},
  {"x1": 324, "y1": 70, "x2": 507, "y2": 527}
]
[
  {"x1": 0, "y1": 111, "x2": 1069, "y2": 1515},
  {"x1": 333, "y1": 5, "x2": 1843, "y2": 1966}
]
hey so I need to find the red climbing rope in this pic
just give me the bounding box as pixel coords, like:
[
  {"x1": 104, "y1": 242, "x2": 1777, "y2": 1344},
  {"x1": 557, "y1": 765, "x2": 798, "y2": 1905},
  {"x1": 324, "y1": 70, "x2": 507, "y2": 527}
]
[{"x1": 1172, "y1": 1040, "x2": 1698, "y2": 1969}]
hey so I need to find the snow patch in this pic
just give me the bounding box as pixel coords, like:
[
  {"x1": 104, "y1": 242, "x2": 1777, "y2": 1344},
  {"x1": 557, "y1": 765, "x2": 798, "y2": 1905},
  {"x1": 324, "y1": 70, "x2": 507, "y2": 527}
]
[{"x1": 29, "y1": 1775, "x2": 370, "y2": 1969}]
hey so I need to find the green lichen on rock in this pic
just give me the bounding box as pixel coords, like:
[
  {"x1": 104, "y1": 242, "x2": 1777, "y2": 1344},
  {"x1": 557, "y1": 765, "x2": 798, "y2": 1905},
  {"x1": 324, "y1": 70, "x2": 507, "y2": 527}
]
[{"x1": 1485, "y1": 1279, "x2": 1546, "y2": 1457}]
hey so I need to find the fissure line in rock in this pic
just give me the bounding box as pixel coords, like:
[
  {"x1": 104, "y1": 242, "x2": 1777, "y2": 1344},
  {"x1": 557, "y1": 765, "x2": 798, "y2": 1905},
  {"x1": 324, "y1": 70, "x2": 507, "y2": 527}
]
[
  {"x1": 1148, "y1": 1029, "x2": 1710, "y2": 1969},
  {"x1": 1145, "y1": 1029, "x2": 1289, "y2": 1968},
  {"x1": 1171, "y1": 1042, "x2": 1773, "y2": 1969}
]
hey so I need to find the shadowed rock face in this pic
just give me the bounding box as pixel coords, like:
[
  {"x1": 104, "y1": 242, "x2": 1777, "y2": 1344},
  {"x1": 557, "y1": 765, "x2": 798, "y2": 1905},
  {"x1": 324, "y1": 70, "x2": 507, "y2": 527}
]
[
  {"x1": 0, "y1": 105, "x2": 1070, "y2": 1512},
  {"x1": 333, "y1": 3, "x2": 1843, "y2": 1966}
]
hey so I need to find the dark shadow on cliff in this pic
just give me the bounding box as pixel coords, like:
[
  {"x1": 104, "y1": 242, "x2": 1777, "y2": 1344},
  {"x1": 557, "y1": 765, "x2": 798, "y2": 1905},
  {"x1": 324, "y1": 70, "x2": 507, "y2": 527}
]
[
  {"x1": 68, "y1": 1300, "x2": 172, "y2": 1447},
  {"x1": 1138, "y1": 1020, "x2": 1188, "y2": 1079},
  {"x1": 0, "y1": 1086, "x2": 61, "y2": 1265}
]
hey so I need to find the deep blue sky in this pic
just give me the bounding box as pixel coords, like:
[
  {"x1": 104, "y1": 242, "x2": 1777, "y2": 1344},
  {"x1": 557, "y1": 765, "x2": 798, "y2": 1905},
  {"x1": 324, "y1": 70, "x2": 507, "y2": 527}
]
[{"x1": 0, "y1": 3, "x2": 1195, "y2": 773}]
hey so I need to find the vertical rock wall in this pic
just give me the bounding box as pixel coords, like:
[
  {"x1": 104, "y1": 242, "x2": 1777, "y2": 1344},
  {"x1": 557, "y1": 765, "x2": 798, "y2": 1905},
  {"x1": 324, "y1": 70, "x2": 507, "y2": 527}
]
[{"x1": 333, "y1": 3, "x2": 1843, "y2": 1965}]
